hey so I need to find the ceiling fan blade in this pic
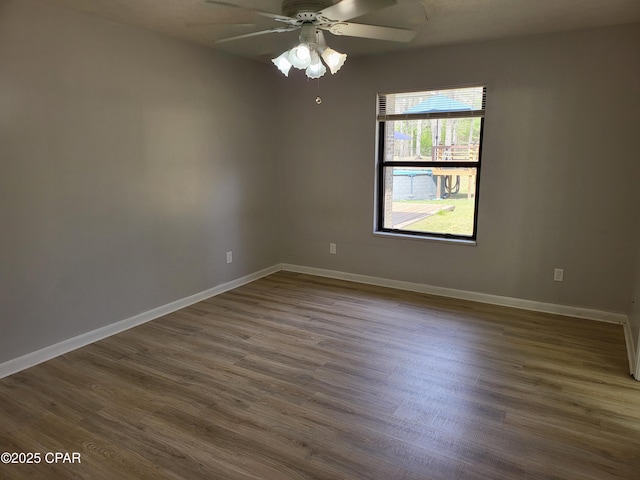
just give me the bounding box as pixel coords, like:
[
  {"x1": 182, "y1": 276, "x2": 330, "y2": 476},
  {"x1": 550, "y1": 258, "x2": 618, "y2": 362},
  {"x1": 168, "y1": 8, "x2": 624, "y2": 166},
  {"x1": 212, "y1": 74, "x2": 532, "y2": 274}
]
[
  {"x1": 204, "y1": 1, "x2": 292, "y2": 22},
  {"x1": 323, "y1": 22, "x2": 415, "y2": 42},
  {"x1": 317, "y1": 0, "x2": 397, "y2": 22},
  {"x1": 214, "y1": 25, "x2": 300, "y2": 44}
]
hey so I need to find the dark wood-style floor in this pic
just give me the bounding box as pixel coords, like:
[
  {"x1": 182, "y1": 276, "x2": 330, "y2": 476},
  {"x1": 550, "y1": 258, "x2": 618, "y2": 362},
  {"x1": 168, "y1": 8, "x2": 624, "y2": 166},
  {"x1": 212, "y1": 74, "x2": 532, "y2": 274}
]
[{"x1": 1, "y1": 272, "x2": 639, "y2": 479}]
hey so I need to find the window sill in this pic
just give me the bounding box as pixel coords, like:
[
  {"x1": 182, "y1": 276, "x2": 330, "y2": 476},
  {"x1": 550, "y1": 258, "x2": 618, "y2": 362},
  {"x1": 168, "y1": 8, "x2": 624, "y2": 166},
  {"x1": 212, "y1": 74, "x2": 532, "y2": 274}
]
[{"x1": 373, "y1": 230, "x2": 477, "y2": 246}]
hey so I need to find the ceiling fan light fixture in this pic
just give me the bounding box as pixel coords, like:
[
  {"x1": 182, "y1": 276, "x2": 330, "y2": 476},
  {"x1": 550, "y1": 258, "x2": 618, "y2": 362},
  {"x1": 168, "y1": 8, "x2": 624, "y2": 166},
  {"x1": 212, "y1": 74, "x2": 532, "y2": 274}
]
[
  {"x1": 271, "y1": 51, "x2": 293, "y2": 76},
  {"x1": 321, "y1": 47, "x2": 347, "y2": 74},
  {"x1": 288, "y1": 43, "x2": 311, "y2": 69},
  {"x1": 212, "y1": 0, "x2": 417, "y2": 82}
]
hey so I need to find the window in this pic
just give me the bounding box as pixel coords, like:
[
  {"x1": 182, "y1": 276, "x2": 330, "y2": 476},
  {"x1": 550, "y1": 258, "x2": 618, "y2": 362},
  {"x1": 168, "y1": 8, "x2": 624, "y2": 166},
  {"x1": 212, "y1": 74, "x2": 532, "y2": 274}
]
[{"x1": 376, "y1": 85, "x2": 486, "y2": 241}]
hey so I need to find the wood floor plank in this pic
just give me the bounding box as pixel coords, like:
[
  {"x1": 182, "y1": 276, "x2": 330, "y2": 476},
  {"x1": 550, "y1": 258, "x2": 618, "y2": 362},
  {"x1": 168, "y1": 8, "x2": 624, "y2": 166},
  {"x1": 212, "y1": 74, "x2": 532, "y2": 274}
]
[{"x1": 1, "y1": 271, "x2": 639, "y2": 479}]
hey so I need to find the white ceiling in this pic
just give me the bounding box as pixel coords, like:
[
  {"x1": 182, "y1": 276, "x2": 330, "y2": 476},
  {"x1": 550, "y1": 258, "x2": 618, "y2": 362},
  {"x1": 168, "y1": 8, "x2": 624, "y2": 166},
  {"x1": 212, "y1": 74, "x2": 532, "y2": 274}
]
[{"x1": 38, "y1": 0, "x2": 640, "y2": 62}]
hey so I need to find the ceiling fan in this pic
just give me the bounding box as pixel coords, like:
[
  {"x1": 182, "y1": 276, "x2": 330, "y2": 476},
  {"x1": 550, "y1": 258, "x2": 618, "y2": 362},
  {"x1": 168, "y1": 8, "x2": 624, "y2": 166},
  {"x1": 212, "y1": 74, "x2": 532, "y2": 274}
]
[{"x1": 204, "y1": 0, "x2": 416, "y2": 79}]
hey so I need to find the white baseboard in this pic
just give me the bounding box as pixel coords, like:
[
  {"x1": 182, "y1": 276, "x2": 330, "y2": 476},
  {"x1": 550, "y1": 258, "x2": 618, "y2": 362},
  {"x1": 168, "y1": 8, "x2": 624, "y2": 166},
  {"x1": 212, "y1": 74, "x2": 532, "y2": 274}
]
[
  {"x1": 622, "y1": 321, "x2": 637, "y2": 377},
  {"x1": 0, "y1": 264, "x2": 280, "y2": 380},
  {"x1": 624, "y1": 325, "x2": 640, "y2": 382},
  {"x1": 282, "y1": 263, "x2": 635, "y2": 374}
]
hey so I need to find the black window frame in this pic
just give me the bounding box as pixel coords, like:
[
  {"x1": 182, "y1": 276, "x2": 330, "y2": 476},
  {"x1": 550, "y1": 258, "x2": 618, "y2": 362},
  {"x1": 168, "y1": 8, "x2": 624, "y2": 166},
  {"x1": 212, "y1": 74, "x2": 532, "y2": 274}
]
[{"x1": 375, "y1": 86, "x2": 486, "y2": 242}]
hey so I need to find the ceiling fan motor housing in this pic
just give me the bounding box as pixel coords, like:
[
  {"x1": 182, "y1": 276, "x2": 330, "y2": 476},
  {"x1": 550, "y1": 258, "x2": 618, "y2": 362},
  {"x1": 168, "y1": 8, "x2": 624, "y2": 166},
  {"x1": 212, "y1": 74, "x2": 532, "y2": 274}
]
[{"x1": 282, "y1": 0, "x2": 334, "y2": 19}]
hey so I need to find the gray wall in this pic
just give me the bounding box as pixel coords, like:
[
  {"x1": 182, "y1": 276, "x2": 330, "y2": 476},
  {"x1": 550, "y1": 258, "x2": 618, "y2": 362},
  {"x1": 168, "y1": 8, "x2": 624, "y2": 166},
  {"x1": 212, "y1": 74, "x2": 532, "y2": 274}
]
[
  {"x1": 278, "y1": 23, "x2": 640, "y2": 315},
  {"x1": 0, "y1": 0, "x2": 280, "y2": 363}
]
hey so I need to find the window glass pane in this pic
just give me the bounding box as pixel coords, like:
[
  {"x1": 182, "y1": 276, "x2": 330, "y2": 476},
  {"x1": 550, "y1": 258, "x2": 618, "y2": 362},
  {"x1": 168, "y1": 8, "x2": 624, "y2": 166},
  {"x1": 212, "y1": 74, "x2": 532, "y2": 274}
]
[
  {"x1": 385, "y1": 119, "x2": 481, "y2": 162},
  {"x1": 381, "y1": 166, "x2": 478, "y2": 237},
  {"x1": 380, "y1": 86, "x2": 485, "y2": 116}
]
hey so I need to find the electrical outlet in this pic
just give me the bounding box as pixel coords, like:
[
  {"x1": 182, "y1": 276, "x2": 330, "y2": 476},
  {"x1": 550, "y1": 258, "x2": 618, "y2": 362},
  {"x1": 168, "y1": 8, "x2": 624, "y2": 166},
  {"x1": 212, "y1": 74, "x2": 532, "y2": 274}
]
[
  {"x1": 329, "y1": 243, "x2": 337, "y2": 255},
  {"x1": 554, "y1": 268, "x2": 564, "y2": 282},
  {"x1": 226, "y1": 251, "x2": 233, "y2": 264}
]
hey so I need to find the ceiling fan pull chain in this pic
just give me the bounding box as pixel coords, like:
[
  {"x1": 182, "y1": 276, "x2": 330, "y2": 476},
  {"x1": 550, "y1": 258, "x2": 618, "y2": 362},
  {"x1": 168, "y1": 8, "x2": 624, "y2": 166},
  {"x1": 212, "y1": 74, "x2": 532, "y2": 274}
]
[{"x1": 315, "y1": 78, "x2": 322, "y2": 105}]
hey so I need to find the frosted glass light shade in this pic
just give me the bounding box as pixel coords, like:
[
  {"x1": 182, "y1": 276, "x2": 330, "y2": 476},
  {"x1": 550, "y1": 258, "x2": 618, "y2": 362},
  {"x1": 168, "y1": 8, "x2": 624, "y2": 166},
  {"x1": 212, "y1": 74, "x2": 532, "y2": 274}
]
[
  {"x1": 271, "y1": 51, "x2": 292, "y2": 76},
  {"x1": 305, "y1": 51, "x2": 326, "y2": 79},
  {"x1": 288, "y1": 44, "x2": 311, "y2": 69},
  {"x1": 321, "y1": 47, "x2": 347, "y2": 74}
]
